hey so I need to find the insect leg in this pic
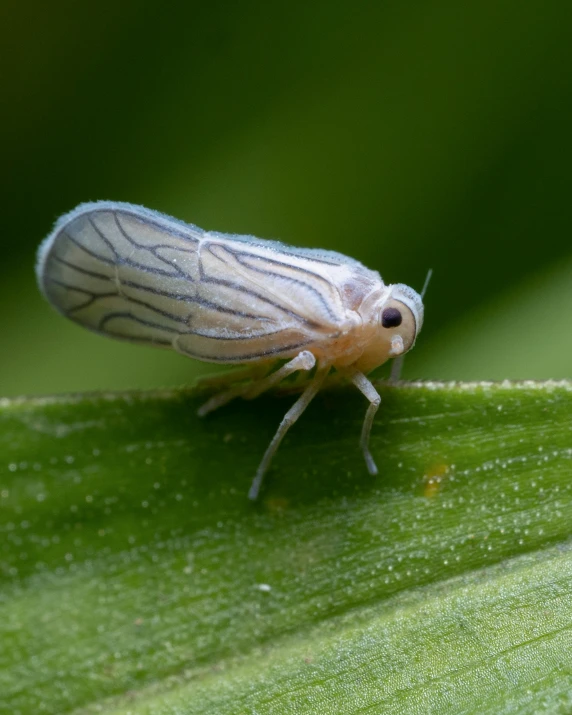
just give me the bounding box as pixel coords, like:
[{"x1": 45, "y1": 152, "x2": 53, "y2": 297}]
[
  {"x1": 197, "y1": 364, "x2": 269, "y2": 417},
  {"x1": 389, "y1": 355, "x2": 404, "y2": 383},
  {"x1": 197, "y1": 351, "x2": 315, "y2": 417},
  {"x1": 195, "y1": 364, "x2": 266, "y2": 391},
  {"x1": 249, "y1": 367, "x2": 329, "y2": 501},
  {"x1": 343, "y1": 368, "x2": 381, "y2": 476},
  {"x1": 243, "y1": 350, "x2": 316, "y2": 400}
]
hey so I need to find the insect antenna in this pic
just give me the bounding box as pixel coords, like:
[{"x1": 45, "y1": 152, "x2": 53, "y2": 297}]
[{"x1": 419, "y1": 267, "x2": 433, "y2": 300}]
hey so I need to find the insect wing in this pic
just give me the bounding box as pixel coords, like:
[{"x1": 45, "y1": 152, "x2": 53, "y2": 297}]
[
  {"x1": 37, "y1": 203, "x2": 204, "y2": 347},
  {"x1": 178, "y1": 236, "x2": 355, "y2": 362},
  {"x1": 37, "y1": 202, "x2": 378, "y2": 363}
]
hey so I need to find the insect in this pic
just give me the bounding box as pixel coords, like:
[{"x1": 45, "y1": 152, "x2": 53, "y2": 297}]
[{"x1": 36, "y1": 202, "x2": 425, "y2": 499}]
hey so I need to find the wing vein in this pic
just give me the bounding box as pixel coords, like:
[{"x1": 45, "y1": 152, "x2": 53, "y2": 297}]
[
  {"x1": 98, "y1": 312, "x2": 180, "y2": 334},
  {"x1": 88, "y1": 217, "x2": 120, "y2": 259},
  {"x1": 184, "y1": 327, "x2": 294, "y2": 342},
  {"x1": 179, "y1": 339, "x2": 315, "y2": 362},
  {"x1": 200, "y1": 244, "x2": 316, "y2": 326},
  {"x1": 51, "y1": 254, "x2": 111, "y2": 281},
  {"x1": 64, "y1": 231, "x2": 116, "y2": 266},
  {"x1": 228, "y1": 246, "x2": 339, "y2": 322},
  {"x1": 113, "y1": 212, "x2": 195, "y2": 280}
]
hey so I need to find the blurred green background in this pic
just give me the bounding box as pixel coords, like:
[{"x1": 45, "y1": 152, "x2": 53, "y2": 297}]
[{"x1": 2, "y1": 0, "x2": 571, "y2": 397}]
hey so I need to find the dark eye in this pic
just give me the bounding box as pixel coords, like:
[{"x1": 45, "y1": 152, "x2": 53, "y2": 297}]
[{"x1": 381, "y1": 306, "x2": 402, "y2": 328}]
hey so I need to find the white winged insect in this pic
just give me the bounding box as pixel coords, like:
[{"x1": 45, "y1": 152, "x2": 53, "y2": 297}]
[{"x1": 36, "y1": 202, "x2": 425, "y2": 499}]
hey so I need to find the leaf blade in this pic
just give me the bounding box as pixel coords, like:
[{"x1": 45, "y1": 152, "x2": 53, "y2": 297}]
[{"x1": 1, "y1": 381, "x2": 571, "y2": 713}]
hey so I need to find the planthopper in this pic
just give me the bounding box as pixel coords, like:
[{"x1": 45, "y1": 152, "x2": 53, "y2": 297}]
[{"x1": 36, "y1": 202, "x2": 425, "y2": 499}]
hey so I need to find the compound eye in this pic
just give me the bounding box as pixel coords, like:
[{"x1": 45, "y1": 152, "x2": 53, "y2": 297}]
[{"x1": 381, "y1": 306, "x2": 403, "y2": 328}]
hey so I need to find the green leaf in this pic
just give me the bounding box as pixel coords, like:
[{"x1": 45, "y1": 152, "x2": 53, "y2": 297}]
[{"x1": 1, "y1": 381, "x2": 572, "y2": 714}]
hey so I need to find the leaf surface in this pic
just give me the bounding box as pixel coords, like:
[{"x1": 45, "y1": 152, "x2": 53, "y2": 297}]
[{"x1": 1, "y1": 381, "x2": 571, "y2": 714}]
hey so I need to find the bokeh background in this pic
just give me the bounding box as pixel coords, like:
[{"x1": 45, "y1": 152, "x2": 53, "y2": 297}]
[{"x1": 2, "y1": 0, "x2": 571, "y2": 397}]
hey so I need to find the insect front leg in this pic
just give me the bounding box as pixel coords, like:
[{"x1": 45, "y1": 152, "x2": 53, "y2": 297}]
[
  {"x1": 389, "y1": 355, "x2": 404, "y2": 383},
  {"x1": 249, "y1": 366, "x2": 329, "y2": 501},
  {"x1": 342, "y1": 368, "x2": 381, "y2": 476}
]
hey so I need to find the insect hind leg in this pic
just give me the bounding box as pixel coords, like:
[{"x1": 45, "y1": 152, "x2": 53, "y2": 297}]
[
  {"x1": 249, "y1": 365, "x2": 329, "y2": 500},
  {"x1": 197, "y1": 364, "x2": 268, "y2": 417},
  {"x1": 195, "y1": 364, "x2": 266, "y2": 391},
  {"x1": 197, "y1": 351, "x2": 316, "y2": 416}
]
